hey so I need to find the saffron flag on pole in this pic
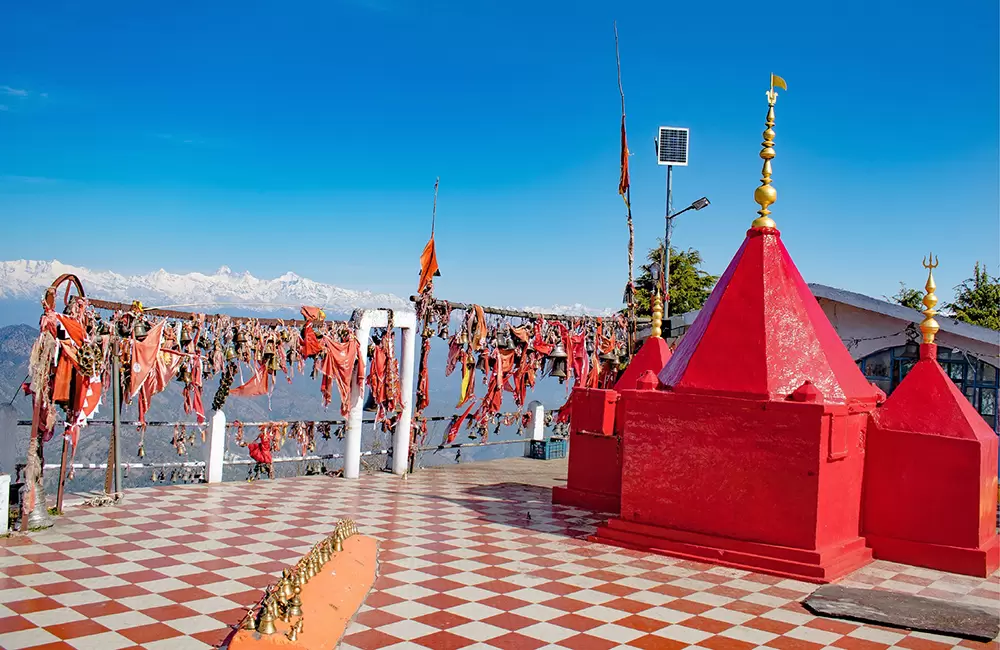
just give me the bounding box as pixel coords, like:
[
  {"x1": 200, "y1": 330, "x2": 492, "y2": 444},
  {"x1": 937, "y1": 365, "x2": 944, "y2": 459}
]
[
  {"x1": 418, "y1": 177, "x2": 442, "y2": 293},
  {"x1": 771, "y1": 73, "x2": 787, "y2": 91}
]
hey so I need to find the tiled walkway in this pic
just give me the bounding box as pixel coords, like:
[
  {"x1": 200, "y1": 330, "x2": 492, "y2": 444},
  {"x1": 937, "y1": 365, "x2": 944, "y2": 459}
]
[{"x1": 1, "y1": 458, "x2": 997, "y2": 650}]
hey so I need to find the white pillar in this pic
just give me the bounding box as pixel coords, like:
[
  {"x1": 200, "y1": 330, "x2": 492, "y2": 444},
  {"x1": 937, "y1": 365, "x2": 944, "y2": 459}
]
[
  {"x1": 205, "y1": 410, "x2": 226, "y2": 483},
  {"x1": 344, "y1": 313, "x2": 372, "y2": 480},
  {"x1": 527, "y1": 401, "x2": 545, "y2": 441},
  {"x1": 0, "y1": 474, "x2": 9, "y2": 533},
  {"x1": 393, "y1": 313, "x2": 417, "y2": 475}
]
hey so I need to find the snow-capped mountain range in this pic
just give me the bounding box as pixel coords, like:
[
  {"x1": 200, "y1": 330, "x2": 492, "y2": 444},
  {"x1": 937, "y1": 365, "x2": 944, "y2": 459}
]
[{"x1": 0, "y1": 260, "x2": 616, "y2": 318}]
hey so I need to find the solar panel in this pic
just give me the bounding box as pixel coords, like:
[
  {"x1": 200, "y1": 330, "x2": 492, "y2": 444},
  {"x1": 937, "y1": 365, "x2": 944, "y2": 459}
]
[{"x1": 657, "y1": 126, "x2": 689, "y2": 166}]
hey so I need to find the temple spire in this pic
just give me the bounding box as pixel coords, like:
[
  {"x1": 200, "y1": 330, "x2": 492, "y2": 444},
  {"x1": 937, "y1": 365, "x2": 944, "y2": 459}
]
[
  {"x1": 752, "y1": 74, "x2": 786, "y2": 229},
  {"x1": 920, "y1": 253, "x2": 940, "y2": 345}
]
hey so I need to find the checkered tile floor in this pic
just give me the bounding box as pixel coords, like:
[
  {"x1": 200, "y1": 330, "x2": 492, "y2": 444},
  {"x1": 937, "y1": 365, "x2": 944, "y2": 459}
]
[{"x1": 1, "y1": 458, "x2": 997, "y2": 650}]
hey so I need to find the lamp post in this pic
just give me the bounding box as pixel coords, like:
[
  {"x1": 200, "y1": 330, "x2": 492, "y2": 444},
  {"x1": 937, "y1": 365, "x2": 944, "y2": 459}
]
[{"x1": 663, "y1": 196, "x2": 711, "y2": 323}]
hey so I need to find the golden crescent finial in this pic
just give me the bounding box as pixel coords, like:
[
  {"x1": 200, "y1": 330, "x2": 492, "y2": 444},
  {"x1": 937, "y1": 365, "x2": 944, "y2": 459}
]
[
  {"x1": 752, "y1": 76, "x2": 783, "y2": 229},
  {"x1": 920, "y1": 252, "x2": 940, "y2": 345}
]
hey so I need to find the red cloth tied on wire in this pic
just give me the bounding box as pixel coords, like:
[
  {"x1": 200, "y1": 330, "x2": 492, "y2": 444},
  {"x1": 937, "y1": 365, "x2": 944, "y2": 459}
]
[
  {"x1": 446, "y1": 398, "x2": 478, "y2": 444},
  {"x1": 137, "y1": 348, "x2": 184, "y2": 428},
  {"x1": 319, "y1": 335, "x2": 363, "y2": 416},
  {"x1": 416, "y1": 336, "x2": 431, "y2": 412},
  {"x1": 248, "y1": 435, "x2": 273, "y2": 465},
  {"x1": 183, "y1": 354, "x2": 206, "y2": 424},
  {"x1": 299, "y1": 306, "x2": 325, "y2": 359},
  {"x1": 129, "y1": 320, "x2": 167, "y2": 400},
  {"x1": 230, "y1": 364, "x2": 271, "y2": 398}
]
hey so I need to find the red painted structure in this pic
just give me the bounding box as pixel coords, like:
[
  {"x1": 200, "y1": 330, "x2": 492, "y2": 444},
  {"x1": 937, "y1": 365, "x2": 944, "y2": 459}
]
[
  {"x1": 552, "y1": 338, "x2": 671, "y2": 513},
  {"x1": 863, "y1": 343, "x2": 1000, "y2": 577},
  {"x1": 593, "y1": 226, "x2": 881, "y2": 582}
]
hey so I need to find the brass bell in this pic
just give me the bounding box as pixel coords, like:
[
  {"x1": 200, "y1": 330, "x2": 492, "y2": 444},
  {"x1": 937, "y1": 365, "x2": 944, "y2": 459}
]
[
  {"x1": 548, "y1": 343, "x2": 568, "y2": 380},
  {"x1": 267, "y1": 354, "x2": 281, "y2": 372},
  {"x1": 459, "y1": 332, "x2": 469, "y2": 346},
  {"x1": 363, "y1": 391, "x2": 378, "y2": 412},
  {"x1": 133, "y1": 319, "x2": 149, "y2": 341},
  {"x1": 180, "y1": 326, "x2": 193, "y2": 347},
  {"x1": 422, "y1": 324, "x2": 434, "y2": 338},
  {"x1": 177, "y1": 365, "x2": 192, "y2": 384},
  {"x1": 476, "y1": 353, "x2": 489, "y2": 373},
  {"x1": 225, "y1": 346, "x2": 236, "y2": 360},
  {"x1": 234, "y1": 328, "x2": 248, "y2": 347},
  {"x1": 599, "y1": 350, "x2": 618, "y2": 365}
]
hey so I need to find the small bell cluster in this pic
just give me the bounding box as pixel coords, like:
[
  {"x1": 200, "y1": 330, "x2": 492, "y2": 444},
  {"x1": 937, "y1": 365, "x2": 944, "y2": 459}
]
[
  {"x1": 242, "y1": 519, "x2": 359, "y2": 639},
  {"x1": 212, "y1": 367, "x2": 235, "y2": 411},
  {"x1": 150, "y1": 468, "x2": 206, "y2": 483}
]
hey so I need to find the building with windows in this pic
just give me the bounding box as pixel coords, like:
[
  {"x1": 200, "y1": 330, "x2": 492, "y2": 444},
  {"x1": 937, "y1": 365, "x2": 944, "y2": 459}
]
[{"x1": 660, "y1": 283, "x2": 1000, "y2": 432}]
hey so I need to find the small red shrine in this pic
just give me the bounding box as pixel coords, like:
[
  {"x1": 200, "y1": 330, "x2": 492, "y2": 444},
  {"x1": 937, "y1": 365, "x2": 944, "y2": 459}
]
[
  {"x1": 552, "y1": 317, "x2": 672, "y2": 513},
  {"x1": 592, "y1": 79, "x2": 883, "y2": 582},
  {"x1": 863, "y1": 261, "x2": 1000, "y2": 577}
]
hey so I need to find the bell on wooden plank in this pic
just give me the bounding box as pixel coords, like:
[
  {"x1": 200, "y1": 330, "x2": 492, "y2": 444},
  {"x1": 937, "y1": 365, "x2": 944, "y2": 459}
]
[{"x1": 363, "y1": 391, "x2": 378, "y2": 412}]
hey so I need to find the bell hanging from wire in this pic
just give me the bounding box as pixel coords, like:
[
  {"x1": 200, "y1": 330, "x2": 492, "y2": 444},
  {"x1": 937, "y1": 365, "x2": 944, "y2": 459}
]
[
  {"x1": 234, "y1": 327, "x2": 248, "y2": 349},
  {"x1": 177, "y1": 364, "x2": 192, "y2": 384},
  {"x1": 267, "y1": 353, "x2": 281, "y2": 373},
  {"x1": 133, "y1": 319, "x2": 149, "y2": 341},
  {"x1": 476, "y1": 353, "x2": 490, "y2": 373},
  {"x1": 226, "y1": 346, "x2": 236, "y2": 360},
  {"x1": 180, "y1": 325, "x2": 193, "y2": 348},
  {"x1": 599, "y1": 350, "x2": 619, "y2": 366},
  {"x1": 548, "y1": 343, "x2": 568, "y2": 380}
]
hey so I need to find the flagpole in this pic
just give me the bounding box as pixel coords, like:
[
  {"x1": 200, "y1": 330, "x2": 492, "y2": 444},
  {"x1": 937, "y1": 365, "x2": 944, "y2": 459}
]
[{"x1": 615, "y1": 21, "x2": 636, "y2": 358}]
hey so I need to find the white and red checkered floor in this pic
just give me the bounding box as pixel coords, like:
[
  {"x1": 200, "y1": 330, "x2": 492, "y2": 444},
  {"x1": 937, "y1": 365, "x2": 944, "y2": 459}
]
[{"x1": 1, "y1": 458, "x2": 997, "y2": 650}]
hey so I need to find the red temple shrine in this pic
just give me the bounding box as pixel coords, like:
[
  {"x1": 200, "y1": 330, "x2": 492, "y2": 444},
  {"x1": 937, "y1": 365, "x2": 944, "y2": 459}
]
[{"x1": 557, "y1": 79, "x2": 999, "y2": 583}]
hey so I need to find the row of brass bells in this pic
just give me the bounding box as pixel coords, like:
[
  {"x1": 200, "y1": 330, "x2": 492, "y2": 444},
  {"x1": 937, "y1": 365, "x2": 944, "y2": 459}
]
[{"x1": 548, "y1": 343, "x2": 568, "y2": 379}]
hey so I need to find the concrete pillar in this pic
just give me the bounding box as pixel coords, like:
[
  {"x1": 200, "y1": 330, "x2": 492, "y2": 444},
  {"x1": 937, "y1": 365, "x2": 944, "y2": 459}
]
[
  {"x1": 205, "y1": 410, "x2": 226, "y2": 483},
  {"x1": 0, "y1": 474, "x2": 9, "y2": 534},
  {"x1": 393, "y1": 312, "x2": 417, "y2": 475},
  {"x1": 344, "y1": 313, "x2": 372, "y2": 480},
  {"x1": 527, "y1": 401, "x2": 545, "y2": 441}
]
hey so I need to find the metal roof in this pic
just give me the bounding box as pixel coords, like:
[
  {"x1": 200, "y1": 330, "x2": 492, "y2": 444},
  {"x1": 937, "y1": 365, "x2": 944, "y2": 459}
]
[{"x1": 808, "y1": 283, "x2": 1000, "y2": 347}]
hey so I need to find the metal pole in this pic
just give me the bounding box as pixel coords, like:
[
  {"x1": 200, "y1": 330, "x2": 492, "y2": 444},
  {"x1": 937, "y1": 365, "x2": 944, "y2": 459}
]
[
  {"x1": 56, "y1": 430, "x2": 68, "y2": 514},
  {"x1": 112, "y1": 349, "x2": 122, "y2": 494},
  {"x1": 664, "y1": 164, "x2": 674, "y2": 323}
]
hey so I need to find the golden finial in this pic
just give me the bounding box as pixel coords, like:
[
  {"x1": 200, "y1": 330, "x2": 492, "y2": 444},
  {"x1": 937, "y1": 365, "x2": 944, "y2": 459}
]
[
  {"x1": 752, "y1": 74, "x2": 787, "y2": 229},
  {"x1": 650, "y1": 294, "x2": 663, "y2": 338},
  {"x1": 920, "y1": 253, "x2": 940, "y2": 345}
]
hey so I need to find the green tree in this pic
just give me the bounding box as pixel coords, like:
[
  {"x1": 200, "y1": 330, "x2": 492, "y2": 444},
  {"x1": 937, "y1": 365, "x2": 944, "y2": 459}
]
[
  {"x1": 632, "y1": 241, "x2": 718, "y2": 317},
  {"x1": 886, "y1": 282, "x2": 923, "y2": 310},
  {"x1": 947, "y1": 262, "x2": 1000, "y2": 331}
]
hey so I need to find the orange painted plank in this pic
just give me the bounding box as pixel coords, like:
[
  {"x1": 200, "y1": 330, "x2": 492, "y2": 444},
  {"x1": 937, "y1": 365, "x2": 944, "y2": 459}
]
[{"x1": 230, "y1": 535, "x2": 378, "y2": 650}]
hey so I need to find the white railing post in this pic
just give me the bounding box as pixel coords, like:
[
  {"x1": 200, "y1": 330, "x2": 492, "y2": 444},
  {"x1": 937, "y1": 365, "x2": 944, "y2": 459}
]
[
  {"x1": 0, "y1": 474, "x2": 9, "y2": 533},
  {"x1": 393, "y1": 312, "x2": 417, "y2": 475},
  {"x1": 528, "y1": 401, "x2": 545, "y2": 441},
  {"x1": 205, "y1": 410, "x2": 226, "y2": 483},
  {"x1": 345, "y1": 312, "x2": 372, "y2": 479}
]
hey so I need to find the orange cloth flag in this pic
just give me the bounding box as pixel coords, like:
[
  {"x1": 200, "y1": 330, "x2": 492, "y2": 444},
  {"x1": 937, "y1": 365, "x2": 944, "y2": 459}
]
[{"x1": 418, "y1": 234, "x2": 440, "y2": 294}]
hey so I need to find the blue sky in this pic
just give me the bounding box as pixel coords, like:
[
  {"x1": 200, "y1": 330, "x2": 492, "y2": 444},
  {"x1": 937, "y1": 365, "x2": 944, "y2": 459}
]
[{"x1": 1, "y1": 0, "x2": 997, "y2": 310}]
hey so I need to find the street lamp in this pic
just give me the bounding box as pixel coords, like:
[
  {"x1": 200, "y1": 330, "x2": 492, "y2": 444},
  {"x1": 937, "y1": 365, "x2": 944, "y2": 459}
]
[{"x1": 663, "y1": 196, "x2": 711, "y2": 319}]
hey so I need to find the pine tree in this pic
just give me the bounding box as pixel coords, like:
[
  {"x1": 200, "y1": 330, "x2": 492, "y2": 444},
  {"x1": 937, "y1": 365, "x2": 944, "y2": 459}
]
[
  {"x1": 886, "y1": 282, "x2": 923, "y2": 310},
  {"x1": 631, "y1": 241, "x2": 718, "y2": 318},
  {"x1": 947, "y1": 262, "x2": 1000, "y2": 331}
]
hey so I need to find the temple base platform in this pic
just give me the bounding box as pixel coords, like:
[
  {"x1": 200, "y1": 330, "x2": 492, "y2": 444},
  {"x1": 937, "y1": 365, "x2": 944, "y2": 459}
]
[
  {"x1": 552, "y1": 485, "x2": 619, "y2": 513},
  {"x1": 865, "y1": 533, "x2": 1000, "y2": 579},
  {"x1": 592, "y1": 518, "x2": 873, "y2": 583}
]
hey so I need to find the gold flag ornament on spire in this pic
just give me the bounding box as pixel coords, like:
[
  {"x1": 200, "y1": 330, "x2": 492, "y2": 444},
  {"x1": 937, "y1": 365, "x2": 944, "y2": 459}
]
[
  {"x1": 920, "y1": 253, "x2": 940, "y2": 345},
  {"x1": 752, "y1": 73, "x2": 786, "y2": 229}
]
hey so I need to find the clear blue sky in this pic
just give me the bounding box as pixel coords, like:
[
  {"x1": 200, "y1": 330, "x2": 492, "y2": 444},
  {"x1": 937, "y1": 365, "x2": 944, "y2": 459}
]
[{"x1": 1, "y1": 0, "x2": 997, "y2": 309}]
